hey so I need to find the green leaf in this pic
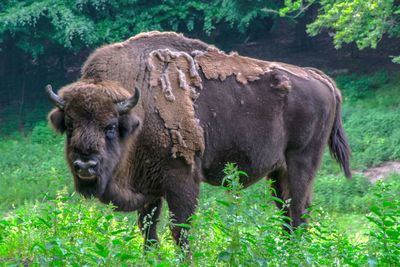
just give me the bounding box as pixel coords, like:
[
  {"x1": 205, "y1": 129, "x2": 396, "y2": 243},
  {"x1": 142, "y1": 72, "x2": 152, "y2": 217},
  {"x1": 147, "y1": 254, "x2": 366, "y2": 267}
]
[
  {"x1": 94, "y1": 242, "x2": 109, "y2": 258},
  {"x1": 174, "y1": 223, "x2": 191, "y2": 229}
]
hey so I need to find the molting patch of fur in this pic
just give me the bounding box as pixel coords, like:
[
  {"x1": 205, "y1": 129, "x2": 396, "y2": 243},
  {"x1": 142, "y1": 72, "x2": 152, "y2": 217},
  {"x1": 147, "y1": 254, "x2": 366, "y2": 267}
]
[
  {"x1": 147, "y1": 48, "x2": 205, "y2": 165},
  {"x1": 193, "y1": 47, "x2": 311, "y2": 85},
  {"x1": 193, "y1": 47, "x2": 269, "y2": 84}
]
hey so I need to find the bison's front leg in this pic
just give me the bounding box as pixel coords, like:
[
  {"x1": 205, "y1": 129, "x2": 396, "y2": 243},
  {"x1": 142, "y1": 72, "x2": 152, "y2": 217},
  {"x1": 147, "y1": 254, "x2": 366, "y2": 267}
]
[
  {"x1": 167, "y1": 192, "x2": 198, "y2": 251},
  {"x1": 138, "y1": 198, "x2": 163, "y2": 250},
  {"x1": 164, "y1": 165, "x2": 200, "y2": 255}
]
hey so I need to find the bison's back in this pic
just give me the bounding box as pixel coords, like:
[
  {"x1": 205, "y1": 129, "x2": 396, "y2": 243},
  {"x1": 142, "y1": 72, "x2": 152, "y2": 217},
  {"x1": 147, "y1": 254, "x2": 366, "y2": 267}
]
[{"x1": 81, "y1": 32, "x2": 209, "y2": 92}]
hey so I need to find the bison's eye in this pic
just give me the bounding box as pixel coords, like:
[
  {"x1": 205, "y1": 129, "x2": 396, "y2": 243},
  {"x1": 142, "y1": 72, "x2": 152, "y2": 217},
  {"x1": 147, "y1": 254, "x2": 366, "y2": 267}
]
[
  {"x1": 66, "y1": 128, "x2": 73, "y2": 138},
  {"x1": 65, "y1": 121, "x2": 73, "y2": 138},
  {"x1": 105, "y1": 124, "x2": 117, "y2": 140}
]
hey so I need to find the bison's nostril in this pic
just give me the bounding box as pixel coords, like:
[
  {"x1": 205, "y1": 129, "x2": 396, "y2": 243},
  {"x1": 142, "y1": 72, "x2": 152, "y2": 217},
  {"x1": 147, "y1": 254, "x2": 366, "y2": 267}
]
[
  {"x1": 73, "y1": 159, "x2": 98, "y2": 173},
  {"x1": 88, "y1": 160, "x2": 97, "y2": 168},
  {"x1": 73, "y1": 160, "x2": 82, "y2": 172}
]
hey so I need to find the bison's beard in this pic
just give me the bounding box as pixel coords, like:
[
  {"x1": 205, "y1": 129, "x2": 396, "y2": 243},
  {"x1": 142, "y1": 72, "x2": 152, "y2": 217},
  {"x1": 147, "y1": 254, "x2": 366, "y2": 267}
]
[{"x1": 74, "y1": 173, "x2": 109, "y2": 198}]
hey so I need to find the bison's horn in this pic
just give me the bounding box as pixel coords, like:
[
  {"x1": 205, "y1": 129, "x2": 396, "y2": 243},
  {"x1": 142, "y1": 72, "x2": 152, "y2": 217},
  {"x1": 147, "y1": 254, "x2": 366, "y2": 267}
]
[
  {"x1": 45, "y1": 84, "x2": 65, "y2": 110},
  {"x1": 116, "y1": 87, "x2": 140, "y2": 114}
]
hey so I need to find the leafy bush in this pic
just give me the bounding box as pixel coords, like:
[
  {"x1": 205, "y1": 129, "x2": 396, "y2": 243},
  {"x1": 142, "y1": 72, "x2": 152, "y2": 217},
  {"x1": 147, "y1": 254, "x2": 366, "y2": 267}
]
[
  {"x1": 344, "y1": 107, "x2": 400, "y2": 168},
  {"x1": 314, "y1": 174, "x2": 371, "y2": 213},
  {"x1": 366, "y1": 180, "x2": 400, "y2": 265},
  {"x1": 0, "y1": 0, "x2": 281, "y2": 58},
  {"x1": 282, "y1": 0, "x2": 400, "y2": 63},
  {"x1": 0, "y1": 192, "x2": 148, "y2": 266},
  {"x1": 314, "y1": 172, "x2": 400, "y2": 213},
  {"x1": 336, "y1": 70, "x2": 389, "y2": 101},
  {"x1": 30, "y1": 121, "x2": 61, "y2": 145}
]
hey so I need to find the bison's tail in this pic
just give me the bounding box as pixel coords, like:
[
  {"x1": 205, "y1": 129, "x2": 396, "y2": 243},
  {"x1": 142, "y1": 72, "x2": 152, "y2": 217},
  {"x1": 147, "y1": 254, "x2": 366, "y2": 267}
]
[{"x1": 329, "y1": 89, "x2": 352, "y2": 179}]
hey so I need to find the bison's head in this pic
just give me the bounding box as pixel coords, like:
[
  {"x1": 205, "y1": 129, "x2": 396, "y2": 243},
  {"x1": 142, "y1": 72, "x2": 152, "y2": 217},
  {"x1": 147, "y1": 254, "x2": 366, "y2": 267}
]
[{"x1": 47, "y1": 81, "x2": 141, "y2": 198}]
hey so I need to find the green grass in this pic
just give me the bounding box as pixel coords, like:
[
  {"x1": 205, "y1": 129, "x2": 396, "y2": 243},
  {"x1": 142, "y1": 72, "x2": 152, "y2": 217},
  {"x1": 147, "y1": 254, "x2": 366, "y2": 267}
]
[
  {"x1": 1, "y1": 70, "x2": 400, "y2": 266},
  {"x1": 0, "y1": 123, "x2": 70, "y2": 212},
  {"x1": 0, "y1": 169, "x2": 398, "y2": 266},
  {"x1": 340, "y1": 70, "x2": 400, "y2": 169}
]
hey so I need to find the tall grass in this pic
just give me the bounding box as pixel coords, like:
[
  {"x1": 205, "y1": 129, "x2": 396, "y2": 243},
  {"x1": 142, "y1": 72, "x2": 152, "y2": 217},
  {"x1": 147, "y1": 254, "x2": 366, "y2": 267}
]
[{"x1": 0, "y1": 165, "x2": 399, "y2": 266}]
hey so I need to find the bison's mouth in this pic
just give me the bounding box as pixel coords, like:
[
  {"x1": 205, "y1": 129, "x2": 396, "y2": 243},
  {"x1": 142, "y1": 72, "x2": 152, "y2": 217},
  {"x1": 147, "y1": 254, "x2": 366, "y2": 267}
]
[
  {"x1": 75, "y1": 175, "x2": 108, "y2": 198},
  {"x1": 77, "y1": 174, "x2": 97, "y2": 180}
]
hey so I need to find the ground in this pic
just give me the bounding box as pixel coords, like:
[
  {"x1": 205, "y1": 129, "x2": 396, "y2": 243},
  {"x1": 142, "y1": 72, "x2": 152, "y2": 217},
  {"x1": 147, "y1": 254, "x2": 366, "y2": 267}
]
[{"x1": 362, "y1": 161, "x2": 400, "y2": 183}]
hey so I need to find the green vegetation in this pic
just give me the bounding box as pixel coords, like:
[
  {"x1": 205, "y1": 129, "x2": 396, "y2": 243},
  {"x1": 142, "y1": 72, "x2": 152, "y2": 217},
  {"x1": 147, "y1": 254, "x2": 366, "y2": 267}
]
[
  {"x1": 0, "y1": 123, "x2": 69, "y2": 211},
  {"x1": 1, "y1": 0, "x2": 399, "y2": 62},
  {"x1": 0, "y1": 0, "x2": 281, "y2": 58},
  {"x1": 1, "y1": 71, "x2": 399, "y2": 265},
  {"x1": 282, "y1": 0, "x2": 400, "y2": 63}
]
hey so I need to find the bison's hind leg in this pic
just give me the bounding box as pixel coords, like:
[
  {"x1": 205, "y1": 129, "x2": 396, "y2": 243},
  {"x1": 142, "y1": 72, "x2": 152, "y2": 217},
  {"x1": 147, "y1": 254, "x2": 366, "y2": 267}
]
[
  {"x1": 268, "y1": 169, "x2": 291, "y2": 230},
  {"x1": 284, "y1": 143, "x2": 325, "y2": 229},
  {"x1": 269, "y1": 142, "x2": 325, "y2": 231}
]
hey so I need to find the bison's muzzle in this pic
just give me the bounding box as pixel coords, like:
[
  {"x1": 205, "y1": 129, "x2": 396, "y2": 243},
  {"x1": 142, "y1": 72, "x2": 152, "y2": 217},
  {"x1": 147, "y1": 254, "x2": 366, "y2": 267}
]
[
  {"x1": 72, "y1": 158, "x2": 106, "y2": 198},
  {"x1": 73, "y1": 159, "x2": 98, "y2": 180}
]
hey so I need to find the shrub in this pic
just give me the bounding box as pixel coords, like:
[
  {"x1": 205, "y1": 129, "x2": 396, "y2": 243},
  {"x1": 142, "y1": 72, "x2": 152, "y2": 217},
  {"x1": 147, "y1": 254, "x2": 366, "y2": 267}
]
[
  {"x1": 314, "y1": 173, "x2": 371, "y2": 213},
  {"x1": 366, "y1": 180, "x2": 400, "y2": 265},
  {"x1": 336, "y1": 70, "x2": 389, "y2": 101},
  {"x1": 344, "y1": 106, "x2": 400, "y2": 168}
]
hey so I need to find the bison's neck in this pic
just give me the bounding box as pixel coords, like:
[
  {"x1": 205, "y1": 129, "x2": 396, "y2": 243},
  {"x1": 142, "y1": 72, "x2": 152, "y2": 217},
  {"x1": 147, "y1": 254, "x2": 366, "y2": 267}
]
[
  {"x1": 100, "y1": 127, "x2": 165, "y2": 211},
  {"x1": 100, "y1": 181, "x2": 153, "y2": 212},
  {"x1": 100, "y1": 139, "x2": 159, "y2": 211}
]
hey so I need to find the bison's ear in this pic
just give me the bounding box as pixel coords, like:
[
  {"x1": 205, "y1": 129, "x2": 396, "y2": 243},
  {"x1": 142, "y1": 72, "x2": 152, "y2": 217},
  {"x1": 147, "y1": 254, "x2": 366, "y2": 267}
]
[
  {"x1": 118, "y1": 114, "x2": 141, "y2": 139},
  {"x1": 48, "y1": 109, "x2": 66, "y2": 133}
]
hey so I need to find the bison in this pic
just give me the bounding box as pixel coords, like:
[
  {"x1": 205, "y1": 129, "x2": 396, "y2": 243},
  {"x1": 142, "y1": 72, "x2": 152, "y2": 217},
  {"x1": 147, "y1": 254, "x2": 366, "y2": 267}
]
[{"x1": 46, "y1": 31, "x2": 351, "y2": 251}]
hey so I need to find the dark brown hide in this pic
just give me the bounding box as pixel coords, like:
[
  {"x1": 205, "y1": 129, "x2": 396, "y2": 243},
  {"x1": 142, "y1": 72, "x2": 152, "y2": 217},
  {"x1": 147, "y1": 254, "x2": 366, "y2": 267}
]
[{"x1": 47, "y1": 31, "x2": 351, "y2": 252}]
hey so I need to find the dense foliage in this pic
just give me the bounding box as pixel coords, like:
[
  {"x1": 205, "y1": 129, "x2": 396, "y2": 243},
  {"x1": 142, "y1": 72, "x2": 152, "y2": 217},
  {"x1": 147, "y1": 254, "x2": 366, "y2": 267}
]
[
  {"x1": 1, "y1": 71, "x2": 399, "y2": 265},
  {"x1": 0, "y1": 0, "x2": 282, "y2": 58},
  {"x1": 282, "y1": 0, "x2": 400, "y2": 62},
  {"x1": 2, "y1": 0, "x2": 399, "y2": 60}
]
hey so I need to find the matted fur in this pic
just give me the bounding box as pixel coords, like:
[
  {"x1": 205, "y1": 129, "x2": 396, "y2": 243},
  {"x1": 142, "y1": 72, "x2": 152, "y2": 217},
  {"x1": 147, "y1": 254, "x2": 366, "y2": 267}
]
[
  {"x1": 192, "y1": 46, "x2": 311, "y2": 86},
  {"x1": 148, "y1": 49, "x2": 205, "y2": 165}
]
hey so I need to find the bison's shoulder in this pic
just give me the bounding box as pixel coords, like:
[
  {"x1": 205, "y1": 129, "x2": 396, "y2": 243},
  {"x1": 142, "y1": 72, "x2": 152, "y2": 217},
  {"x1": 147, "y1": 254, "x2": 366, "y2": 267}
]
[{"x1": 80, "y1": 31, "x2": 209, "y2": 86}]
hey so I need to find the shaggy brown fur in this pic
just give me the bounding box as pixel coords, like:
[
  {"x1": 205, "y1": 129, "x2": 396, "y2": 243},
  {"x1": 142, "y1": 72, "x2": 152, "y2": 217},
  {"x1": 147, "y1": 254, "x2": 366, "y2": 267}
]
[
  {"x1": 47, "y1": 31, "x2": 351, "y2": 253},
  {"x1": 148, "y1": 48, "x2": 205, "y2": 165}
]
